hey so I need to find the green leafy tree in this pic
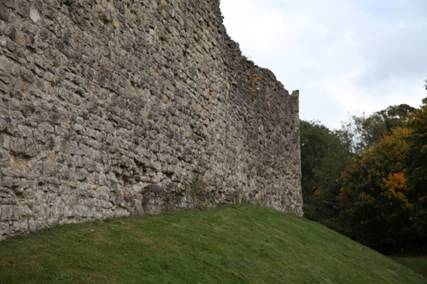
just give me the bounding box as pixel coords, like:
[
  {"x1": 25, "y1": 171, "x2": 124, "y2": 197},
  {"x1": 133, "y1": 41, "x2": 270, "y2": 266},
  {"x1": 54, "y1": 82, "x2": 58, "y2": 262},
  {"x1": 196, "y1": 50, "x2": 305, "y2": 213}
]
[
  {"x1": 405, "y1": 97, "x2": 427, "y2": 246},
  {"x1": 300, "y1": 121, "x2": 352, "y2": 226},
  {"x1": 349, "y1": 104, "x2": 415, "y2": 152}
]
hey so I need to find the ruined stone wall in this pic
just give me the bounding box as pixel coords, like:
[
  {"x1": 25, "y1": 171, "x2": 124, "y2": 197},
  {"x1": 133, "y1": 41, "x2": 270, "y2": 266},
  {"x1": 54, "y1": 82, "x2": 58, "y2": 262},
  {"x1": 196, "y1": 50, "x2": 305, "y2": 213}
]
[{"x1": 0, "y1": 0, "x2": 303, "y2": 240}]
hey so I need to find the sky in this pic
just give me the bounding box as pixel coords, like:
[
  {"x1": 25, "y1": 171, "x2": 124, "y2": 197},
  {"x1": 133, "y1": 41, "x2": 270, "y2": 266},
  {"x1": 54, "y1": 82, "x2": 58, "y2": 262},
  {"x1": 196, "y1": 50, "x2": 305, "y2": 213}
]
[{"x1": 220, "y1": 0, "x2": 427, "y2": 129}]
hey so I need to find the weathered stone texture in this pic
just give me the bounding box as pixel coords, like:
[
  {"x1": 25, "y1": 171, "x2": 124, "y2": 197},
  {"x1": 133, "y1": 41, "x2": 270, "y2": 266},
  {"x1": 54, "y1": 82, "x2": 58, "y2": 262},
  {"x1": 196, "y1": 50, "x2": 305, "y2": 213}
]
[{"x1": 0, "y1": 0, "x2": 303, "y2": 240}]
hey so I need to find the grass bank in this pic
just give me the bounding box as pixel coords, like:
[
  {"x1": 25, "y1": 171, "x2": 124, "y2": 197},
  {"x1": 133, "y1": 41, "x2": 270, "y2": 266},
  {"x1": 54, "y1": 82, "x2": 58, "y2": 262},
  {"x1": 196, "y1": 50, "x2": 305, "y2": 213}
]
[
  {"x1": 0, "y1": 205, "x2": 425, "y2": 283},
  {"x1": 393, "y1": 255, "x2": 427, "y2": 279}
]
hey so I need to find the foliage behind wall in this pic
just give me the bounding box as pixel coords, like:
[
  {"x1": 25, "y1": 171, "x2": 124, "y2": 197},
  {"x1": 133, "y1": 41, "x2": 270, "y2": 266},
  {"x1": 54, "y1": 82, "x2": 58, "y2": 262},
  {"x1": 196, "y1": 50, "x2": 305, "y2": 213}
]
[{"x1": 301, "y1": 92, "x2": 427, "y2": 253}]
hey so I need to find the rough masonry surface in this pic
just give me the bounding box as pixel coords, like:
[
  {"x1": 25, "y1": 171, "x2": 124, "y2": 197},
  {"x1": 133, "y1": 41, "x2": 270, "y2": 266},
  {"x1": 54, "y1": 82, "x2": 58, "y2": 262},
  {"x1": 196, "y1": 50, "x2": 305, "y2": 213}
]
[{"x1": 0, "y1": 0, "x2": 303, "y2": 240}]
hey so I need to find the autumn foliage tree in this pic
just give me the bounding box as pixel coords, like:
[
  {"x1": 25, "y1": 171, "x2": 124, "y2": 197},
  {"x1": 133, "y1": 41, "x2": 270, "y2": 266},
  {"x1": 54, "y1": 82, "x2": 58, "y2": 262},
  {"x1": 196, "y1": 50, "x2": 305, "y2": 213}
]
[
  {"x1": 347, "y1": 104, "x2": 415, "y2": 152},
  {"x1": 339, "y1": 127, "x2": 415, "y2": 252},
  {"x1": 300, "y1": 89, "x2": 426, "y2": 253}
]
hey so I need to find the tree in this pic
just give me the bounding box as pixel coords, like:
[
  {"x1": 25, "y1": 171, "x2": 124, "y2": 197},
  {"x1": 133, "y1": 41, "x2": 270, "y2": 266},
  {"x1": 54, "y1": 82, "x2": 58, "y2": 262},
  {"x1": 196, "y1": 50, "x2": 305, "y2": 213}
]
[
  {"x1": 405, "y1": 97, "x2": 427, "y2": 247},
  {"x1": 339, "y1": 127, "x2": 414, "y2": 252},
  {"x1": 301, "y1": 93, "x2": 426, "y2": 253},
  {"x1": 349, "y1": 104, "x2": 415, "y2": 152},
  {"x1": 300, "y1": 121, "x2": 352, "y2": 226}
]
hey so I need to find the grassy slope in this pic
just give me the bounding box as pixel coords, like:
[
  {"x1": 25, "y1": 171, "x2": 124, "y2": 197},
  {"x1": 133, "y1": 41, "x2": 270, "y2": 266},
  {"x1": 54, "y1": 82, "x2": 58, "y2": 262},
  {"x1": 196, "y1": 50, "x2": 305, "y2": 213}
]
[
  {"x1": 0, "y1": 205, "x2": 425, "y2": 284},
  {"x1": 393, "y1": 256, "x2": 427, "y2": 279}
]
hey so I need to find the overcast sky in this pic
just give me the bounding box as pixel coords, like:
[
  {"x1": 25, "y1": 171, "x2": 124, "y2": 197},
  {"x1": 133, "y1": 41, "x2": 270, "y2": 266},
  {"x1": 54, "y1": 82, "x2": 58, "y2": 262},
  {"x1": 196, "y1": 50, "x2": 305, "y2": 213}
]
[{"x1": 220, "y1": 0, "x2": 427, "y2": 129}]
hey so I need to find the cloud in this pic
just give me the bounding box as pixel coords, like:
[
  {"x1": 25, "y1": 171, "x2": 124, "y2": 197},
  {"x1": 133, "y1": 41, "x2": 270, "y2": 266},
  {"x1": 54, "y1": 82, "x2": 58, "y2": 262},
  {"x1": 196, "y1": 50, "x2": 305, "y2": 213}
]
[{"x1": 220, "y1": 0, "x2": 427, "y2": 128}]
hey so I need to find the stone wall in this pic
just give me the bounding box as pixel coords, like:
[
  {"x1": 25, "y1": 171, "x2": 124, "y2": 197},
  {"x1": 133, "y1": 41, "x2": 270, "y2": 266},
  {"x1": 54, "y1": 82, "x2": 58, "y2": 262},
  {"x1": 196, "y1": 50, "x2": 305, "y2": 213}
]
[{"x1": 0, "y1": 0, "x2": 303, "y2": 240}]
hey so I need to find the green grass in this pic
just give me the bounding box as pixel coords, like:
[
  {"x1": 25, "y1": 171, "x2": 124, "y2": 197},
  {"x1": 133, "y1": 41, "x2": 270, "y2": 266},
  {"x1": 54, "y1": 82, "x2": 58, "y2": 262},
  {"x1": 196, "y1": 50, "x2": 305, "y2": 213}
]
[
  {"x1": 392, "y1": 255, "x2": 427, "y2": 279},
  {"x1": 0, "y1": 205, "x2": 425, "y2": 284}
]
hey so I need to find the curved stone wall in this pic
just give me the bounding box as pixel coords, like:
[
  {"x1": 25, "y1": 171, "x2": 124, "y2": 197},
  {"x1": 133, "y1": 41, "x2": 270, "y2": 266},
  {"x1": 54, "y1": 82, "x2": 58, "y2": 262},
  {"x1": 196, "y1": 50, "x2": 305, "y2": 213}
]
[{"x1": 0, "y1": 0, "x2": 303, "y2": 240}]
